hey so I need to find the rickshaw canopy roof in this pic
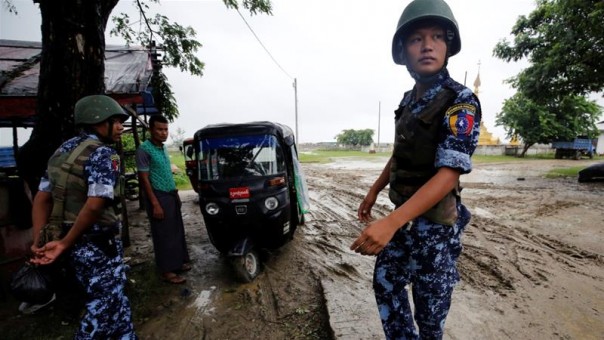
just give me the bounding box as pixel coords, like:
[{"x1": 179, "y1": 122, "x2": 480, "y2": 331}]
[{"x1": 194, "y1": 121, "x2": 296, "y2": 146}]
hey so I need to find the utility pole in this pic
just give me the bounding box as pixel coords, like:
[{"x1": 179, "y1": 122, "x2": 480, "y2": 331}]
[
  {"x1": 377, "y1": 101, "x2": 381, "y2": 149},
  {"x1": 293, "y1": 78, "x2": 299, "y2": 142}
]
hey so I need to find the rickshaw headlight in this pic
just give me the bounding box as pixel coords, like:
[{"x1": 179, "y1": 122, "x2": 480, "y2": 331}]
[
  {"x1": 205, "y1": 202, "x2": 220, "y2": 215},
  {"x1": 264, "y1": 197, "x2": 279, "y2": 210}
]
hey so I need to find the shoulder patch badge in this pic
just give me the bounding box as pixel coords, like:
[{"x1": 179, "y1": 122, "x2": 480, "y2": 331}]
[
  {"x1": 110, "y1": 154, "x2": 121, "y2": 172},
  {"x1": 445, "y1": 104, "x2": 476, "y2": 138}
]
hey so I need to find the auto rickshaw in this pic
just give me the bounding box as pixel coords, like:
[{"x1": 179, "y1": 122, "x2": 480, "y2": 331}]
[
  {"x1": 181, "y1": 137, "x2": 199, "y2": 193},
  {"x1": 189, "y1": 121, "x2": 309, "y2": 282}
]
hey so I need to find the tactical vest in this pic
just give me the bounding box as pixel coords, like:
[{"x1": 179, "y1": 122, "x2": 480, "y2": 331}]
[
  {"x1": 47, "y1": 139, "x2": 122, "y2": 227},
  {"x1": 389, "y1": 88, "x2": 459, "y2": 226}
]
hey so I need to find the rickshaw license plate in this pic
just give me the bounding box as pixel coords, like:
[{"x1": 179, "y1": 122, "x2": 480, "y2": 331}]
[
  {"x1": 235, "y1": 205, "x2": 247, "y2": 215},
  {"x1": 229, "y1": 187, "x2": 250, "y2": 199}
]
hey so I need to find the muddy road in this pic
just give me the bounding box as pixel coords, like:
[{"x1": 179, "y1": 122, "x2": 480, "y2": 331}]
[
  {"x1": 4, "y1": 158, "x2": 599, "y2": 339},
  {"x1": 124, "y1": 157, "x2": 604, "y2": 340}
]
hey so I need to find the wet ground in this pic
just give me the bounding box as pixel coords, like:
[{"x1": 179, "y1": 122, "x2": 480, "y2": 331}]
[
  {"x1": 129, "y1": 157, "x2": 604, "y2": 340},
  {"x1": 2, "y1": 158, "x2": 603, "y2": 339}
]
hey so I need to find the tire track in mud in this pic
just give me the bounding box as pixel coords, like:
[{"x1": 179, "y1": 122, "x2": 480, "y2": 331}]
[
  {"x1": 448, "y1": 163, "x2": 604, "y2": 340},
  {"x1": 458, "y1": 210, "x2": 603, "y2": 295},
  {"x1": 301, "y1": 165, "x2": 387, "y2": 338},
  {"x1": 456, "y1": 206, "x2": 603, "y2": 338}
]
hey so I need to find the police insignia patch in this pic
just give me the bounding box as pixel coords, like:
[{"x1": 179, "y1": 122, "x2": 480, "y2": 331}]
[
  {"x1": 110, "y1": 154, "x2": 120, "y2": 172},
  {"x1": 445, "y1": 104, "x2": 475, "y2": 138}
]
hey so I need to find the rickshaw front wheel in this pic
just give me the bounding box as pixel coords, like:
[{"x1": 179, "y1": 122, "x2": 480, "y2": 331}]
[{"x1": 232, "y1": 249, "x2": 261, "y2": 283}]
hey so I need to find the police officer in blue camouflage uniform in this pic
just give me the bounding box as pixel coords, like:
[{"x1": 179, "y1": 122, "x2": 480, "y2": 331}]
[
  {"x1": 31, "y1": 95, "x2": 137, "y2": 339},
  {"x1": 351, "y1": 0, "x2": 481, "y2": 339}
]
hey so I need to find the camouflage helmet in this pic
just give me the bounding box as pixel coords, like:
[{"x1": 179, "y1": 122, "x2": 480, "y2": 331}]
[
  {"x1": 74, "y1": 95, "x2": 129, "y2": 126},
  {"x1": 392, "y1": 0, "x2": 461, "y2": 65}
]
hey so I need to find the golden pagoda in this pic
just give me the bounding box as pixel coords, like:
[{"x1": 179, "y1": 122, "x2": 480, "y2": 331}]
[{"x1": 473, "y1": 66, "x2": 500, "y2": 145}]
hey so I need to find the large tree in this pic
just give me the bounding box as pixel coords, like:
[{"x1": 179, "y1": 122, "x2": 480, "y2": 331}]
[
  {"x1": 15, "y1": 0, "x2": 272, "y2": 192},
  {"x1": 492, "y1": 0, "x2": 603, "y2": 153},
  {"x1": 493, "y1": 0, "x2": 604, "y2": 101},
  {"x1": 496, "y1": 93, "x2": 601, "y2": 157}
]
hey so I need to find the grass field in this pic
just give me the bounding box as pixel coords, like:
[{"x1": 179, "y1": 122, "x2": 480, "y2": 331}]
[{"x1": 170, "y1": 149, "x2": 602, "y2": 190}]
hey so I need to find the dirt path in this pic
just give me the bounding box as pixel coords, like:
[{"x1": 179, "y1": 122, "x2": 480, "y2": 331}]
[
  {"x1": 2, "y1": 158, "x2": 602, "y2": 339},
  {"x1": 449, "y1": 160, "x2": 603, "y2": 340},
  {"x1": 128, "y1": 157, "x2": 602, "y2": 340}
]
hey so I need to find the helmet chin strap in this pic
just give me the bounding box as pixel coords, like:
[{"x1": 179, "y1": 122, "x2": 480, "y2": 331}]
[
  {"x1": 96, "y1": 120, "x2": 116, "y2": 144},
  {"x1": 406, "y1": 57, "x2": 449, "y2": 84}
]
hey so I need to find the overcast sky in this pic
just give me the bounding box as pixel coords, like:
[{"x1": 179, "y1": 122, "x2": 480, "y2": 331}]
[{"x1": 2, "y1": 0, "x2": 545, "y2": 144}]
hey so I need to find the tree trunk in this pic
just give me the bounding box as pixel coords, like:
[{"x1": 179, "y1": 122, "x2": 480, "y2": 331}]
[
  {"x1": 520, "y1": 143, "x2": 534, "y2": 158},
  {"x1": 17, "y1": 0, "x2": 119, "y2": 193}
]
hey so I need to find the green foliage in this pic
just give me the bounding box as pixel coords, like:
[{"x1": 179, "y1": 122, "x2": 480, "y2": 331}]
[
  {"x1": 110, "y1": 2, "x2": 204, "y2": 77},
  {"x1": 493, "y1": 0, "x2": 604, "y2": 100},
  {"x1": 121, "y1": 133, "x2": 138, "y2": 172},
  {"x1": 222, "y1": 0, "x2": 273, "y2": 15},
  {"x1": 150, "y1": 70, "x2": 179, "y2": 122},
  {"x1": 493, "y1": 0, "x2": 603, "y2": 156},
  {"x1": 168, "y1": 150, "x2": 192, "y2": 190},
  {"x1": 496, "y1": 93, "x2": 601, "y2": 155},
  {"x1": 335, "y1": 129, "x2": 374, "y2": 146},
  {"x1": 110, "y1": 0, "x2": 273, "y2": 121}
]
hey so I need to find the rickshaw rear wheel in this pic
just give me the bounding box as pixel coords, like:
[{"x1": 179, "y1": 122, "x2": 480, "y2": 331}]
[{"x1": 232, "y1": 249, "x2": 261, "y2": 283}]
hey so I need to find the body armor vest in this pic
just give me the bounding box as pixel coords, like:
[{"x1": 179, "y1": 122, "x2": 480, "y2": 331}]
[
  {"x1": 47, "y1": 139, "x2": 121, "y2": 226},
  {"x1": 389, "y1": 88, "x2": 459, "y2": 226}
]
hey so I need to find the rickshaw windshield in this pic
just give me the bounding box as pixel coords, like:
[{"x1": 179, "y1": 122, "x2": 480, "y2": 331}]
[{"x1": 198, "y1": 134, "x2": 285, "y2": 180}]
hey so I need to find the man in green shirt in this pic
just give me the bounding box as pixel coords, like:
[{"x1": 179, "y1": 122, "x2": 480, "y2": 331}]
[{"x1": 136, "y1": 115, "x2": 191, "y2": 284}]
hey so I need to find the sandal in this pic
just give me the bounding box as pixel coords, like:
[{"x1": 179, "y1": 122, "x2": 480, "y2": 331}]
[{"x1": 161, "y1": 272, "x2": 186, "y2": 284}]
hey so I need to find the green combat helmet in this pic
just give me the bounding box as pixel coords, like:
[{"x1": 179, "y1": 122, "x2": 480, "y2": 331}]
[
  {"x1": 74, "y1": 95, "x2": 129, "y2": 125},
  {"x1": 392, "y1": 0, "x2": 461, "y2": 65}
]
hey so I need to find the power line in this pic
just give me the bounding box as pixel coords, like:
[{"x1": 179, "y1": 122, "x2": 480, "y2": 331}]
[{"x1": 236, "y1": 8, "x2": 293, "y2": 80}]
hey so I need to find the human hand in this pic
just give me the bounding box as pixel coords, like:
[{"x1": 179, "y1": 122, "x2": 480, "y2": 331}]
[
  {"x1": 29, "y1": 240, "x2": 66, "y2": 265},
  {"x1": 152, "y1": 204, "x2": 165, "y2": 220},
  {"x1": 30, "y1": 243, "x2": 42, "y2": 255},
  {"x1": 350, "y1": 216, "x2": 399, "y2": 256},
  {"x1": 358, "y1": 192, "x2": 378, "y2": 223}
]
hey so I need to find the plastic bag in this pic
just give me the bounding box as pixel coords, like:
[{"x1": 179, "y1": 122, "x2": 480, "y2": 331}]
[
  {"x1": 10, "y1": 262, "x2": 54, "y2": 304},
  {"x1": 292, "y1": 155, "x2": 311, "y2": 214}
]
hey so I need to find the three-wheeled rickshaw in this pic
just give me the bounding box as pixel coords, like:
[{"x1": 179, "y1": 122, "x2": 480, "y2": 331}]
[{"x1": 189, "y1": 121, "x2": 309, "y2": 282}]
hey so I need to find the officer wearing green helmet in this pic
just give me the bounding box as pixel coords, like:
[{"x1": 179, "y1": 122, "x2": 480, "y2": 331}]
[
  {"x1": 31, "y1": 95, "x2": 137, "y2": 338},
  {"x1": 351, "y1": 0, "x2": 481, "y2": 338}
]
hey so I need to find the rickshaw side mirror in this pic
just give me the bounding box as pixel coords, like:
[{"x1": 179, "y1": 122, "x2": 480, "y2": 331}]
[{"x1": 186, "y1": 145, "x2": 194, "y2": 159}]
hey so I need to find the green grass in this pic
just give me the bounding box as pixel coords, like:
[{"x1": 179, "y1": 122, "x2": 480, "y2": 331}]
[
  {"x1": 168, "y1": 150, "x2": 192, "y2": 191},
  {"x1": 471, "y1": 154, "x2": 557, "y2": 163},
  {"x1": 297, "y1": 149, "x2": 562, "y2": 164},
  {"x1": 298, "y1": 150, "x2": 391, "y2": 163},
  {"x1": 544, "y1": 166, "x2": 585, "y2": 178},
  {"x1": 171, "y1": 149, "x2": 600, "y2": 184}
]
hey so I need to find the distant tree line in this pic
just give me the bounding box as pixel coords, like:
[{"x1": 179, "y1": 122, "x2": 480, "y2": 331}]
[{"x1": 335, "y1": 129, "x2": 374, "y2": 147}]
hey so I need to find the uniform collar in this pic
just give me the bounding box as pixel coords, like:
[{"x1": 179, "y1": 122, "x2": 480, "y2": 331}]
[{"x1": 402, "y1": 68, "x2": 450, "y2": 107}]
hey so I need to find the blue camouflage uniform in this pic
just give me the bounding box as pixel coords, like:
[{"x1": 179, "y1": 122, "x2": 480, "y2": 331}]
[
  {"x1": 374, "y1": 69, "x2": 480, "y2": 340},
  {"x1": 39, "y1": 133, "x2": 137, "y2": 339}
]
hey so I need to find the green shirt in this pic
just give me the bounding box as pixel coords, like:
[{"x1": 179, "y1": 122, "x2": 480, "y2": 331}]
[{"x1": 136, "y1": 140, "x2": 176, "y2": 192}]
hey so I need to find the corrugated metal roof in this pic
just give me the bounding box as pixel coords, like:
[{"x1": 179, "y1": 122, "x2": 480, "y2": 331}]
[{"x1": 0, "y1": 39, "x2": 154, "y2": 126}]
